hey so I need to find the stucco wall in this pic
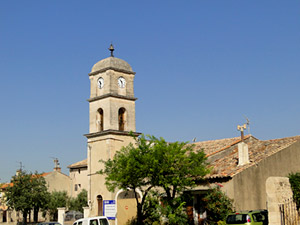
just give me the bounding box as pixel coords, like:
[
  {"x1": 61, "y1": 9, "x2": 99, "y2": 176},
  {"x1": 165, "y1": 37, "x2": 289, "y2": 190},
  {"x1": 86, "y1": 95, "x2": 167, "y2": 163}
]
[
  {"x1": 69, "y1": 167, "x2": 88, "y2": 198},
  {"x1": 44, "y1": 171, "x2": 72, "y2": 195},
  {"x1": 88, "y1": 134, "x2": 136, "y2": 218},
  {"x1": 230, "y1": 140, "x2": 300, "y2": 211}
]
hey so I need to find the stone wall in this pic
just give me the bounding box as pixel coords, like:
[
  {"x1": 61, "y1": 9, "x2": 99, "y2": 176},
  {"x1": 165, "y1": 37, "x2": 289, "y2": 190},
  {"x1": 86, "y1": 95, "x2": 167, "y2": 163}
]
[{"x1": 266, "y1": 177, "x2": 294, "y2": 225}]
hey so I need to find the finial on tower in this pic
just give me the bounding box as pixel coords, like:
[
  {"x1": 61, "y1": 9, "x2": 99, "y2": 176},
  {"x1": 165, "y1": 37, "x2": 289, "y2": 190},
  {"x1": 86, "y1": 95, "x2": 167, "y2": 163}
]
[{"x1": 109, "y1": 44, "x2": 114, "y2": 57}]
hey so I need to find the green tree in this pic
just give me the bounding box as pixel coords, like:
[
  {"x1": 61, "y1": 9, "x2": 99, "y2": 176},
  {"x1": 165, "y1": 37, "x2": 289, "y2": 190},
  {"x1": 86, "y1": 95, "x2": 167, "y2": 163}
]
[
  {"x1": 5, "y1": 171, "x2": 49, "y2": 225},
  {"x1": 48, "y1": 191, "x2": 68, "y2": 221},
  {"x1": 99, "y1": 134, "x2": 209, "y2": 225},
  {"x1": 30, "y1": 173, "x2": 50, "y2": 222},
  {"x1": 201, "y1": 186, "x2": 234, "y2": 225},
  {"x1": 150, "y1": 136, "x2": 209, "y2": 224},
  {"x1": 69, "y1": 189, "x2": 88, "y2": 212},
  {"x1": 288, "y1": 172, "x2": 300, "y2": 209}
]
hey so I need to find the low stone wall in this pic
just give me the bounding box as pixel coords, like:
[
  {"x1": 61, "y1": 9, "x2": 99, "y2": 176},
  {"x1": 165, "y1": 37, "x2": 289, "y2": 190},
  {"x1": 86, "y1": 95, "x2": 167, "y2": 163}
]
[
  {"x1": 0, "y1": 222, "x2": 15, "y2": 225},
  {"x1": 266, "y1": 176, "x2": 293, "y2": 225}
]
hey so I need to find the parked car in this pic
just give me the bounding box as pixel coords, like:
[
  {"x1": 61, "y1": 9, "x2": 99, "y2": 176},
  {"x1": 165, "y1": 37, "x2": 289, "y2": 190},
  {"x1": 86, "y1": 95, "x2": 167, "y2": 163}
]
[
  {"x1": 38, "y1": 222, "x2": 62, "y2": 225},
  {"x1": 73, "y1": 216, "x2": 110, "y2": 225},
  {"x1": 65, "y1": 210, "x2": 84, "y2": 221},
  {"x1": 226, "y1": 210, "x2": 268, "y2": 225}
]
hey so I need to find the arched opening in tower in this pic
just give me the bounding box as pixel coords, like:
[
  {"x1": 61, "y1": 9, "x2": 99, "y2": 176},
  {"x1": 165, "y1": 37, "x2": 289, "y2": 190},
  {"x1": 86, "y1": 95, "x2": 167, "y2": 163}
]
[
  {"x1": 118, "y1": 108, "x2": 126, "y2": 131},
  {"x1": 97, "y1": 108, "x2": 104, "y2": 131}
]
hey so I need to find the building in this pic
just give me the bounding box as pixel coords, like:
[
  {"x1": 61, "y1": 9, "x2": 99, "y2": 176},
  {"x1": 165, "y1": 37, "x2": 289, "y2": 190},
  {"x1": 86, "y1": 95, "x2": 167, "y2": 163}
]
[
  {"x1": 189, "y1": 134, "x2": 300, "y2": 224},
  {"x1": 82, "y1": 46, "x2": 300, "y2": 225},
  {"x1": 0, "y1": 160, "x2": 72, "y2": 223},
  {"x1": 68, "y1": 159, "x2": 88, "y2": 198},
  {"x1": 84, "y1": 45, "x2": 140, "y2": 225}
]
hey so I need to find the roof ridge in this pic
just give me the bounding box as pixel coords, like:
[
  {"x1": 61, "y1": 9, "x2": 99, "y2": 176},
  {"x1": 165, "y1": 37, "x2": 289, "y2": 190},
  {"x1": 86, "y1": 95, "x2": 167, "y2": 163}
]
[
  {"x1": 206, "y1": 135, "x2": 252, "y2": 157},
  {"x1": 262, "y1": 135, "x2": 300, "y2": 142},
  {"x1": 195, "y1": 134, "x2": 253, "y2": 144}
]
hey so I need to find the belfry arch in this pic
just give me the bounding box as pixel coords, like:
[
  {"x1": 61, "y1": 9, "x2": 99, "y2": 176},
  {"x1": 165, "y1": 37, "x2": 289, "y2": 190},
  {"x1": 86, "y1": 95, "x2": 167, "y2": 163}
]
[
  {"x1": 97, "y1": 108, "x2": 104, "y2": 131},
  {"x1": 118, "y1": 107, "x2": 126, "y2": 131}
]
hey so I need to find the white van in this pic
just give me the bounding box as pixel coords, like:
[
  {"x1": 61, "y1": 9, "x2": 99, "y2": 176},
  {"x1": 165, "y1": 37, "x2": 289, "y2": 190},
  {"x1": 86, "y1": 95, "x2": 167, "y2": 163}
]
[{"x1": 73, "y1": 216, "x2": 110, "y2": 225}]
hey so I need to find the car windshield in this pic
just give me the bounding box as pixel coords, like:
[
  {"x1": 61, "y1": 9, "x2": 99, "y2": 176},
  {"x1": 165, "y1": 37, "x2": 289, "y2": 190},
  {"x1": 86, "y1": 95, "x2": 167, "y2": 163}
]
[
  {"x1": 226, "y1": 214, "x2": 248, "y2": 224},
  {"x1": 99, "y1": 219, "x2": 109, "y2": 225}
]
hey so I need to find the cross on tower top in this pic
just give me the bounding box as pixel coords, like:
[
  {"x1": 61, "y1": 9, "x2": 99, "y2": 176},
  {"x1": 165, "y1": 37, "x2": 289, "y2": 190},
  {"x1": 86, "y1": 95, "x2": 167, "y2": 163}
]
[{"x1": 109, "y1": 44, "x2": 114, "y2": 57}]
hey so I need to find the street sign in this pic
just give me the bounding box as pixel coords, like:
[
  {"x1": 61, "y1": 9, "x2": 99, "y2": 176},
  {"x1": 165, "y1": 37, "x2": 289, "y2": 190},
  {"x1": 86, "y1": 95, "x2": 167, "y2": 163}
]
[{"x1": 103, "y1": 200, "x2": 116, "y2": 220}]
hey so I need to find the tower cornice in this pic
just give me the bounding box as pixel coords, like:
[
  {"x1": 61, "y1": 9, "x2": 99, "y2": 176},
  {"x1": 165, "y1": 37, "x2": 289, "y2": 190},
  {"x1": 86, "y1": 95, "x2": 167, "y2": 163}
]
[
  {"x1": 89, "y1": 67, "x2": 136, "y2": 76},
  {"x1": 87, "y1": 94, "x2": 137, "y2": 103},
  {"x1": 84, "y1": 129, "x2": 141, "y2": 139}
]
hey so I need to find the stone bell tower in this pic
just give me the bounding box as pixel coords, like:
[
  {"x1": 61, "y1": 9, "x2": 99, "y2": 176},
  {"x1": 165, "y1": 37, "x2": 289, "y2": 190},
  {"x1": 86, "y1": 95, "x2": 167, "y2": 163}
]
[{"x1": 85, "y1": 45, "x2": 140, "y2": 222}]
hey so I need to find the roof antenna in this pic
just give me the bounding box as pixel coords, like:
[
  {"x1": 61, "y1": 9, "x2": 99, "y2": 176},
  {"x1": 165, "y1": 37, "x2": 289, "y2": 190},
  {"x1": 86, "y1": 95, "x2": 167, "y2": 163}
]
[
  {"x1": 51, "y1": 157, "x2": 61, "y2": 172},
  {"x1": 16, "y1": 161, "x2": 24, "y2": 172},
  {"x1": 243, "y1": 115, "x2": 250, "y2": 134},
  {"x1": 108, "y1": 43, "x2": 114, "y2": 57}
]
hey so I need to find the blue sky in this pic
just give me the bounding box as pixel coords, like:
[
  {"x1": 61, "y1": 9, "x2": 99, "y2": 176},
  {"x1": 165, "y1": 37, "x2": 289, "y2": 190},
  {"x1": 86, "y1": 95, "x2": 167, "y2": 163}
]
[{"x1": 0, "y1": 1, "x2": 299, "y2": 182}]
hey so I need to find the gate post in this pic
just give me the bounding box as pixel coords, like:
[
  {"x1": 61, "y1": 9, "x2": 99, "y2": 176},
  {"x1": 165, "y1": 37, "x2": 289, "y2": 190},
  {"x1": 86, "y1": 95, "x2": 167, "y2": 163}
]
[
  {"x1": 57, "y1": 207, "x2": 66, "y2": 225},
  {"x1": 83, "y1": 207, "x2": 90, "y2": 218},
  {"x1": 0, "y1": 210, "x2": 3, "y2": 223},
  {"x1": 266, "y1": 177, "x2": 293, "y2": 225}
]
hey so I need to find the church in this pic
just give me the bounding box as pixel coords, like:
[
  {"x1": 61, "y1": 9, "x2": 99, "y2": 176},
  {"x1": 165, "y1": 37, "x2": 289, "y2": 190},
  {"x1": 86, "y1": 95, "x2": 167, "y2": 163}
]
[
  {"x1": 84, "y1": 45, "x2": 140, "y2": 225},
  {"x1": 82, "y1": 45, "x2": 300, "y2": 225}
]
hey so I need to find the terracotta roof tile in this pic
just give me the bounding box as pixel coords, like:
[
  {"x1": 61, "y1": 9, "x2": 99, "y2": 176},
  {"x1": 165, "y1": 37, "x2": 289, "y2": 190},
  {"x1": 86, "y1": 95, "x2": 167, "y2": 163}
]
[
  {"x1": 193, "y1": 135, "x2": 300, "y2": 179},
  {"x1": 67, "y1": 159, "x2": 87, "y2": 169}
]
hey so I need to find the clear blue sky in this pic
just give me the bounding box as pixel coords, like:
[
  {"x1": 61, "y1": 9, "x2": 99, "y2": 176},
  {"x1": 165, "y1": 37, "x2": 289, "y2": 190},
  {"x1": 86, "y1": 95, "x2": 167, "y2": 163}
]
[{"x1": 0, "y1": 1, "x2": 299, "y2": 182}]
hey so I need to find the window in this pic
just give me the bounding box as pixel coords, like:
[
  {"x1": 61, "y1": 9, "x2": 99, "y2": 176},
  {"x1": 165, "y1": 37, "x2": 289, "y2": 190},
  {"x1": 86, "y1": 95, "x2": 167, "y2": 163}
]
[
  {"x1": 97, "y1": 108, "x2": 104, "y2": 131},
  {"x1": 99, "y1": 219, "x2": 109, "y2": 225},
  {"x1": 118, "y1": 107, "x2": 126, "y2": 131},
  {"x1": 89, "y1": 219, "x2": 98, "y2": 225}
]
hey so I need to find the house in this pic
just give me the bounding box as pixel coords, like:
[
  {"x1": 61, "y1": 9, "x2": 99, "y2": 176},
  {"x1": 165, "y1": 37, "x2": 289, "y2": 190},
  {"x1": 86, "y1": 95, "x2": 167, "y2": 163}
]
[
  {"x1": 189, "y1": 134, "x2": 300, "y2": 224},
  {"x1": 68, "y1": 159, "x2": 88, "y2": 198},
  {"x1": 0, "y1": 160, "x2": 72, "y2": 223}
]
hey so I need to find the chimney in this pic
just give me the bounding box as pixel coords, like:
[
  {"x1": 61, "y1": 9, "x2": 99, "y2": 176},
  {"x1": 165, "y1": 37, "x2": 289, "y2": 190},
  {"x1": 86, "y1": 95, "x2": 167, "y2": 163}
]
[
  {"x1": 238, "y1": 142, "x2": 249, "y2": 166},
  {"x1": 54, "y1": 158, "x2": 61, "y2": 172},
  {"x1": 16, "y1": 169, "x2": 21, "y2": 176}
]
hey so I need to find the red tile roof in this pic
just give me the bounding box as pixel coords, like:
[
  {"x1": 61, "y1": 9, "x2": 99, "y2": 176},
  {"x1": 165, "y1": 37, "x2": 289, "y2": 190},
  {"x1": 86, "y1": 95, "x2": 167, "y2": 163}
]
[
  {"x1": 193, "y1": 135, "x2": 300, "y2": 179},
  {"x1": 1, "y1": 172, "x2": 53, "y2": 189},
  {"x1": 67, "y1": 159, "x2": 87, "y2": 169}
]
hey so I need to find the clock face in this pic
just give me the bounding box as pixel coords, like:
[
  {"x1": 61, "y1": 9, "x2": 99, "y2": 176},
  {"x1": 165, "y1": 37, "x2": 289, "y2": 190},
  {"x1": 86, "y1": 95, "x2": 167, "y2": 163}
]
[
  {"x1": 118, "y1": 77, "x2": 126, "y2": 88},
  {"x1": 97, "y1": 77, "x2": 104, "y2": 89}
]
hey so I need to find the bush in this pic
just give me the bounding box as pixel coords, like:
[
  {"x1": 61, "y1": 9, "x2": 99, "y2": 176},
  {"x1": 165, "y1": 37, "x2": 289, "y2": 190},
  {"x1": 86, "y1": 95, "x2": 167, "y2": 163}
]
[
  {"x1": 201, "y1": 186, "x2": 233, "y2": 225},
  {"x1": 288, "y1": 172, "x2": 300, "y2": 209}
]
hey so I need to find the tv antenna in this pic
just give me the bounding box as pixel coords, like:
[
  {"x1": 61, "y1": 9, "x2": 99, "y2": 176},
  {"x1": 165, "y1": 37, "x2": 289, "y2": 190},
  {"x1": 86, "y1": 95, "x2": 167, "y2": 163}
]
[
  {"x1": 243, "y1": 115, "x2": 250, "y2": 134},
  {"x1": 16, "y1": 161, "x2": 24, "y2": 172},
  {"x1": 50, "y1": 157, "x2": 60, "y2": 169}
]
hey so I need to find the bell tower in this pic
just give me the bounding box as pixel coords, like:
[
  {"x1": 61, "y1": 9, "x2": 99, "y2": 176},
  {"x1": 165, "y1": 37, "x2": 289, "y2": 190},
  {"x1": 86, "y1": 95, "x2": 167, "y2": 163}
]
[
  {"x1": 88, "y1": 44, "x2": 137, "y2": 134},
  {"x1": 85, "y1": 45, "x2": 140, "y2": 221}
]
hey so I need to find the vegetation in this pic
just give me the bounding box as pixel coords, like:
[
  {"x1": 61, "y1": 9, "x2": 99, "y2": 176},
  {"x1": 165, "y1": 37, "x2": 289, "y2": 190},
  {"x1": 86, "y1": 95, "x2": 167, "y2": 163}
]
[
  {"x1": 288, "y1": 172, "x2": 300, "y2": 209},
  {"x1": 4, "y1": 171, "x2": 88, "y2": 223},
  {"x1": 48, "y1": 191, "x2": 68, "y2": 221},
  {"x1": 5, "y1": 171, "x2": 49, "y2": 225},
  {"x1": 201, "y1": 186, "x2": 234, "y2": 225},
  {"x1": 99, "y1": 134, "x2": 209, "y2": 225},
  {"x1": 69, "y1": 189, "x2": 88, "y2": 212}
]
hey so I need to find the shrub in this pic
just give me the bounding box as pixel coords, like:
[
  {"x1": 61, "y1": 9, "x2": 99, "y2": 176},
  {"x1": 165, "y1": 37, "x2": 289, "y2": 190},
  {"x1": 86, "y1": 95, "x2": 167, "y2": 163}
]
[{"x1": 201, "y1": 186, "x2": 233, "y2": 225}]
